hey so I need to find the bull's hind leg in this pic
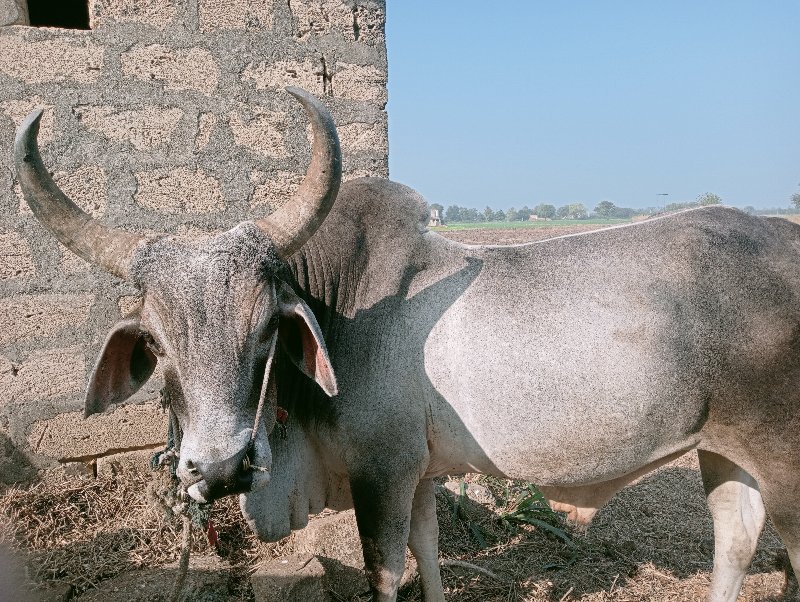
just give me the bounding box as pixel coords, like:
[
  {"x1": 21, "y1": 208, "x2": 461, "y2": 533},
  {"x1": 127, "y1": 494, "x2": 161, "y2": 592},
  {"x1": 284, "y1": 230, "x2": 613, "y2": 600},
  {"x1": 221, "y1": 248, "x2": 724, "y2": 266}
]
[
  {"x1": 757, "y1": 472, "x2": 800, "y2": 595},
  {"x1": 699, "y1": 450, "x2": 766, "y2": 602},
  {"x1": 407, "y1": 479, "x2": 445, "y2": 602}
]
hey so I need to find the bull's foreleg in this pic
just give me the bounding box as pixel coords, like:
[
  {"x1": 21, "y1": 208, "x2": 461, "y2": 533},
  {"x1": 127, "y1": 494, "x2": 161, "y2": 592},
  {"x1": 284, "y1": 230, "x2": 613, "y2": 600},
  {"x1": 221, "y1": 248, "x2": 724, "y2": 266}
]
[
  {"x1": 408, "y1": 478, "x2": 445, "y2": 602},
  {"x1": 350, "y1": 468, "x2": 417, "y2": 601},
  {"x1": 699, "y1": 450, "x2": 766, "y2": 602}
]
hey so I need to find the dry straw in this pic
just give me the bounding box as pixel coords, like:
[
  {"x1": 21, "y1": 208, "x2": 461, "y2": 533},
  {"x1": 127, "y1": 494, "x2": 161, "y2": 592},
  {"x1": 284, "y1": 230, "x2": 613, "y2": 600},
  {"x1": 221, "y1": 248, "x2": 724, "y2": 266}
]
[{"x1": 0, "y1": 455, "x2": 793, "y2": 600}]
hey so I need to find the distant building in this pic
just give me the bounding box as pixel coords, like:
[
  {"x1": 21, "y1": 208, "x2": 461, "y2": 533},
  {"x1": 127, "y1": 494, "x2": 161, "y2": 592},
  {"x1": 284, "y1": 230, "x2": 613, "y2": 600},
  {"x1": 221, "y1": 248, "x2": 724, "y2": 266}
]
[{"x1": 428, "y1": 208, "x2": 442, "y2": 227}]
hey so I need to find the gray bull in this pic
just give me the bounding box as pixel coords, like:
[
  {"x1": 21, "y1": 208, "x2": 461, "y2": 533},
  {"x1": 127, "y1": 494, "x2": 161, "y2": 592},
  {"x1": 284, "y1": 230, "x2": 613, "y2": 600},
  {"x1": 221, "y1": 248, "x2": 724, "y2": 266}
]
[{"x1": 14, "y1": 88, "x2": 800, "y2": 602}]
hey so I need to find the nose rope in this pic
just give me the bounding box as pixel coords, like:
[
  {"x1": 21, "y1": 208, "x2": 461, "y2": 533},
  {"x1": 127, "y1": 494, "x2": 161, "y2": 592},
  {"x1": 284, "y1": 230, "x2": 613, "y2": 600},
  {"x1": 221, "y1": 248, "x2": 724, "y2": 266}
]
[
  {"x1": 251, "y1": 334, "x2": 278, "y2": 442},
  {"x1": 244, "y1": 334, "x2": 278, "y2": 472}
]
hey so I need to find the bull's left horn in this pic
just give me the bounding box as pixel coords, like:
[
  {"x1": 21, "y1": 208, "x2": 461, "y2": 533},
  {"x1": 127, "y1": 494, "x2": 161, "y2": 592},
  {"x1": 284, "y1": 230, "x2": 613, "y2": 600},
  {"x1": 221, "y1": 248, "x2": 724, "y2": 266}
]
[
  {"x1": 254, "y1": 87, "x2": 342, "y2": 258},
  {"x1": 14, "y1": 110, "x2": 144, "y2": 279}
]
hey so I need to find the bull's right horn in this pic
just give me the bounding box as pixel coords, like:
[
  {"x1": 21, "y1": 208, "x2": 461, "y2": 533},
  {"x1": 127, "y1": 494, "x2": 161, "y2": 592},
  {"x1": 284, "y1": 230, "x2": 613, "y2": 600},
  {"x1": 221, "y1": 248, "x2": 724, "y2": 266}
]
[
  {"x1": 254, "y1": 87, "x2": 342, "y2": 258},
  {"x1": 14, "y1": 110, "x2": 144, "y2": 280}
]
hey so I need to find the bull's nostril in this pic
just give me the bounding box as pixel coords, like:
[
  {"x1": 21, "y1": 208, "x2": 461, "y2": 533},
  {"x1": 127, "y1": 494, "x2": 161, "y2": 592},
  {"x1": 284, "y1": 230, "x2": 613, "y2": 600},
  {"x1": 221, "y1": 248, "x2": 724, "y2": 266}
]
[{"x1": 185, "y1": 460, "x2": 200, "y2": 475}]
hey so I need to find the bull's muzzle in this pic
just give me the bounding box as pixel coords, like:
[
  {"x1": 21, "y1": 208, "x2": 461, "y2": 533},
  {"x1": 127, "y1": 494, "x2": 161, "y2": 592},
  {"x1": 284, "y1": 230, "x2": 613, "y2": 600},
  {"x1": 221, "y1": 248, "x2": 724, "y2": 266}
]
[{"x1": 183, "y1": 445, "x2": 255, "y2": 503}]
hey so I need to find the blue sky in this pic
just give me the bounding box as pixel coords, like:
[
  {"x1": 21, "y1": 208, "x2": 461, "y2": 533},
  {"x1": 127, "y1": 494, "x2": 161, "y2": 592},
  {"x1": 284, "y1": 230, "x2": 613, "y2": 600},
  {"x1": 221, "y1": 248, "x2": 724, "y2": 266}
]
[{"x1": 385, "y1": 2, "x2": 800, "y2": 210}]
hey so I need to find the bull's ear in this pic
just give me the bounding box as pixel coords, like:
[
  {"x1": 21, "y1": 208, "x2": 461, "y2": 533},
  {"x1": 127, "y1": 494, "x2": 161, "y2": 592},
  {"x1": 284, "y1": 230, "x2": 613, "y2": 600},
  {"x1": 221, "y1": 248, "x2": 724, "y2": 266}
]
[
  {"x1": 84, "y1": 317, "x2": 158, "y2": 417},
  {"x1": 276, "y1": 282, "x2": 338, "y2": 397}
]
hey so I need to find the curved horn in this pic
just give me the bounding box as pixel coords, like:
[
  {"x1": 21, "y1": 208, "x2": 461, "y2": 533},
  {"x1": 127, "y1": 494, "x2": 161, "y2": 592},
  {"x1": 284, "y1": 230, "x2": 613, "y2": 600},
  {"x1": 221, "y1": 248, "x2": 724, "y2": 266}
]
[
  {"x1": 14, "y1": 110, "x2": 144, "y2": 279},
  {"x1": 255, "y1": 87, "x2": 342, "y2": 257}
]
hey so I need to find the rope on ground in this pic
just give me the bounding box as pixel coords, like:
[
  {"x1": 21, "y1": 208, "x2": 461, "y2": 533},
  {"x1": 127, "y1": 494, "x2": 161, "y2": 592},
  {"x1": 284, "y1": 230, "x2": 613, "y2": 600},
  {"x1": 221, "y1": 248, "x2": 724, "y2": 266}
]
[
  {"x1": 439, "y1": 558, "x2": 503, "y2": 581},
  {"x1": 168, "y1": 515, "x2": 192, "y2": 602},
  {"x1": 149, "y1": 389, "x2": 215, "y2": 602}
]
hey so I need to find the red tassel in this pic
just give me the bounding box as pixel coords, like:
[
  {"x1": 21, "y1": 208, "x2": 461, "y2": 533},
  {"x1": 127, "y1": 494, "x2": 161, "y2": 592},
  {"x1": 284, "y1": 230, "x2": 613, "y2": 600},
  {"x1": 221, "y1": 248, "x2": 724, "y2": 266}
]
[
  {"x1": 206, "y1": 519, "x2": 218, "y2": 547},
  {"x1": 276, "y1": 407, "x2": 289, "y2": 424}
]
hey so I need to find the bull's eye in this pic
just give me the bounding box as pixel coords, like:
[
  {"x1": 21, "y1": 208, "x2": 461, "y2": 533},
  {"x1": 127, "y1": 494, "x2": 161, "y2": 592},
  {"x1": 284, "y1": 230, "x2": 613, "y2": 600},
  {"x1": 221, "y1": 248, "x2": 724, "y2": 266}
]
[
  {"x1": 259, "y1": 315, "x2": 279, "y2": 344},
  {"x1": 141, "y1": 331, "x2": 164, "y2": 357}
]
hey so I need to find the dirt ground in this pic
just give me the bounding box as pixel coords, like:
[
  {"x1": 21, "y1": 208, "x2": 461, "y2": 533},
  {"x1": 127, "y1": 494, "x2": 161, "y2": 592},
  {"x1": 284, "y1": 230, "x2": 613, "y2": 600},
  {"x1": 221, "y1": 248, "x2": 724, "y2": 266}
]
[
  {"x1": 1, "y1": 223, "x2": 795, "y2": 601},
  {"x1": 435, "y1": 223, "x2": 616, "y2": 246}
]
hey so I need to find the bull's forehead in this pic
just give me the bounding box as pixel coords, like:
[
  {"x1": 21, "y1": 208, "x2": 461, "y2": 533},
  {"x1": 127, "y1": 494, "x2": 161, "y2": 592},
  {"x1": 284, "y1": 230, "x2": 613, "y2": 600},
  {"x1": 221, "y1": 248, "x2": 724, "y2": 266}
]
[{"x1": 132, "y1": 222, "x2": 282, "y2": 348}]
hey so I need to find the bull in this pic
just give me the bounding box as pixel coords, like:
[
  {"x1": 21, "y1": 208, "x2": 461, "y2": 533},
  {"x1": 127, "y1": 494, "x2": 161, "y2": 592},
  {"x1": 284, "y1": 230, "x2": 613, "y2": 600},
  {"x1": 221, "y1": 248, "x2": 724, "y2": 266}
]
[{"x1": 14, "y1": 88, "x2": 800, "y2": 602}]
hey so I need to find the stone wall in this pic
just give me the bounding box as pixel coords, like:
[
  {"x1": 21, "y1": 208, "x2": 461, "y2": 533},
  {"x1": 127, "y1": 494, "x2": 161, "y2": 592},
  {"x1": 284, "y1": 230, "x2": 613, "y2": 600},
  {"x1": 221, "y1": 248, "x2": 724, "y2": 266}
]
[{"x1": 0, "y1": 0, "x2": 388, "y2": 482}]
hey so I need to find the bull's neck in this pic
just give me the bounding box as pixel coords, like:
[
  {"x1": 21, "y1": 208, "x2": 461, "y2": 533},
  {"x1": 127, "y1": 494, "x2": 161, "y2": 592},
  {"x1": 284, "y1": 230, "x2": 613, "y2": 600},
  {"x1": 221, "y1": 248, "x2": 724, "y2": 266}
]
[
  {"x1": 285, "y1": 237, "x2": 352, "y2": 340},
  {"x1": 286, "y1": 228, "x2": 471, "y2": 341}
]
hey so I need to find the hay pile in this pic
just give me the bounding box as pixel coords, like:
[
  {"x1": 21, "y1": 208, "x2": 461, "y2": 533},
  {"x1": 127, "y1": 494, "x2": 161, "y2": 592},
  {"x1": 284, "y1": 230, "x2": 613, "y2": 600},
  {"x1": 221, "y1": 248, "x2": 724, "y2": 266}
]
[
  {"x1": 0, "y1": 464, "x2": 275, "y2": 599},
  {"x1": 0, "y1": 453, "x2": 793, "y2": 601}
]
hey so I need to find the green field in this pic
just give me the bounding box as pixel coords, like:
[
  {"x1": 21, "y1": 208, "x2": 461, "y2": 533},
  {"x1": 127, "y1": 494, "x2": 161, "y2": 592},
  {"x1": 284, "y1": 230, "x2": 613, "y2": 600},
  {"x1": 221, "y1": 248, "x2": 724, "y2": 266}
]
[{"x1": 431, "y1": 218, "x2": 631, "y2": 232}]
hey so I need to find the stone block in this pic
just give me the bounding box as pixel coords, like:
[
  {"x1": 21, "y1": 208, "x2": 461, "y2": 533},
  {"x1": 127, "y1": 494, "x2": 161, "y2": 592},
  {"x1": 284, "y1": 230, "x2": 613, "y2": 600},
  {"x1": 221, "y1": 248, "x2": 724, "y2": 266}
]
[
  {"x1": 350, "y1": 4, "x2": 386, "y2": 46},
  {"x1": 343, "y1": 169, "x2": 373, "y2": 182},
  {"x1": 250, "y1": 170, "x2": 302, "y2": 209},
  {"x1": 0, "y1": 293, "x2": 94, "y2": 345},
  {"x1": 89, "y1": 0, "x2": 177, "y2": 30},
  {"x1": 199, "y1": 0, "x2": 273, "y2": 32},
  {"x1": 251, "y1": 554, "x2": 328, "y2": 602},
  {"x1": 286, "y1": 510, "x2": 370, "y2": 599},
  {"x1": 195, "y1": 112, "x2": 216, "y2": 150},
  {"x1": 338, "y1": 121, "x2": 388, "y2": 153},
  {"x1": 0, "y1": 98, "x2": 54, "y2": 143},
  {"x1": 242, "y1": 58, "x2": 325, "y2": 96},
  {"x1": 121, "y1": 44, "x2": 219, "y2": 95},
  {"x1": 117, "y1": 294, "x2": 142, "y2": 316},
  {"x1": 0, "y1": 0, "x2": 29, "y2": 26},
  {"x1": 0, "y1": 347, "x2": 84, "y2": 404},
  {"x1": 75, "y1": 105, "x2": 183, "y2": 150},
  {"x1": 289, "y1": 510, "x2": 364, "y2": 568},
  {"x1": 289, "y1": 0, "x2": 353, "y2": 40},
  {"x1": 26, "y1": 403, "x2": 166, "y2": 461},
  {"x1": 332, "y1": 63, "x2": 387, "y2": 103},
  {"x1": 18, "y1": 165, "x2": 107, "y2": 218},
  {"x1": 0, "y1": 230, "x2": 35, "y2": 281},
  {"x1": 290, "y1": 1, "x2": 384, "y2": 45},
  {"x1": 58, "y1": 245, "x2": 92, "y2": 275},
  {"x1": 228, "y1": 108, "x2": 289, "y2": 158},
  {"x1": 0, "y1": 34, "x2": 104, "y2": 84},
  {"x1": 135, "y1": 167, "x2": 225, "y2": 214}
]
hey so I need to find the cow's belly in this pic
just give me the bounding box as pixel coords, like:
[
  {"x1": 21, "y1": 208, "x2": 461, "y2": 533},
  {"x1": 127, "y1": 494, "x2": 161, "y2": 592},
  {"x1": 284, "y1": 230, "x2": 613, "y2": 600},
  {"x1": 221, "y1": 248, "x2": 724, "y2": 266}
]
[{"x1": 421, "y1": 285, "x2": 706, "y2": 486}]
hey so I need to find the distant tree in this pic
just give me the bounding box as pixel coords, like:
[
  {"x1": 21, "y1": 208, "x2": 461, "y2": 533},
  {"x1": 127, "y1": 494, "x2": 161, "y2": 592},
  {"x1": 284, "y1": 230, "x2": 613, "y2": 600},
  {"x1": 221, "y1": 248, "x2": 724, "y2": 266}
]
[
  {"x1": 517, "y1": 205, "x2": 533, "y2": 221},
  {"x1": 594, "y1": 200, "x2": 617, "y2": 218},
  {"x1": 506, "y1": 207, "x2": 519, "y2": 222},
  {"x1": 493, "y1": 209, "x2": 506, "y2": 221},
  {"x1": 666, "y1": 202, "x2": 692, "y2": 212},
  {"x1": 445, "y1": 205, "x2": 461, "y2": 223},
  {"x1": 556, "y1": 205, "x2": 570, "y2": 219},
  {"x1": 464, "y1": 207, "x2": 480, "y2": 222},
  {"x1": 697, "y1": 192, "x2": 722, "y2": 206},
  {"x1": 484, "y1": 205, "x2": 495, "y2": 221},
  {"x1": 533, "y1": 203, "x2": 556, "y2": 219},
  {"x1": 791, "y1": 193, "x2": 800, "y2": 211},
  {"x1": 568, "y1": 203, "x2": 588, "y2": 219},
  {"x1": 743, "y1": 206, "x2": 756, "y2": 215}
]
